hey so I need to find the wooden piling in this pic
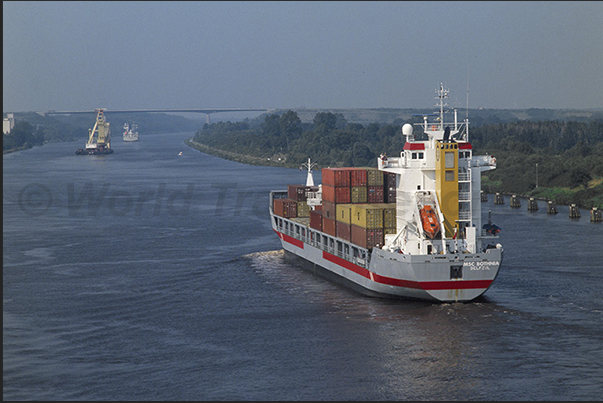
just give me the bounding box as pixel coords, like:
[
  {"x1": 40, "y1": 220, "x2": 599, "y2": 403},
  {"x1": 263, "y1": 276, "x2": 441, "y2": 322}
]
[
  {"x1": 527, "y1": 197, "x2": 539, "y2": 211},
  {"x1": 569, "y1": 204, "x2": 581, "y2": 219},
  {"x1": 494, "y1": 193, "x2": 504, "y2": 205},
  {"x1": 547, "y1": 200, "x2": 558, "y2": 214},
  {"x1": 510, "y1": 194, "x2": 521, "y2": 208},
  {"x1": 591, "y1": 207, "x2": 602, "y2": 222}
]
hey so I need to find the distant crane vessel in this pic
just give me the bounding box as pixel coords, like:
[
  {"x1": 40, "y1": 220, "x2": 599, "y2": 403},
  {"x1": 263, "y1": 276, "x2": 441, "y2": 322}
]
[{"x1": 75, "y1": 108, "x2": 113, "y2": 155}]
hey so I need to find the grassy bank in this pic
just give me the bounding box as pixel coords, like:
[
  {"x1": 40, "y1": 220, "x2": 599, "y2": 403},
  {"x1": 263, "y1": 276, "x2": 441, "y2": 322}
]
[{"x1": 186, "y1": 139, "x2": 299, "y2": 168}]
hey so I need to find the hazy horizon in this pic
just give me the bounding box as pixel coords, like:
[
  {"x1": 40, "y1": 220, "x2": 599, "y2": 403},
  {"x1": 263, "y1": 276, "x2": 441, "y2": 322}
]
[{"x1": 4, "y1": 1, "x2": 603, "y2": 114}]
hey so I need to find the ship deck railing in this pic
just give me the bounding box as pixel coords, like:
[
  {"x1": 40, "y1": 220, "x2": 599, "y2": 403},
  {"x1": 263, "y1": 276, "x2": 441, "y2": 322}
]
[
  {"x1": 469, "y1": 155, "x2": 497, "y2": 167},
  {"x1": 270, "y1": 191, "x2": 370, "y2": 269},
  {"x1": 458, "y1": 191, "x2": 472, "y2": 202},
  {"x1": 270, "y1": 191, "x2": 498, "y2": 265}
]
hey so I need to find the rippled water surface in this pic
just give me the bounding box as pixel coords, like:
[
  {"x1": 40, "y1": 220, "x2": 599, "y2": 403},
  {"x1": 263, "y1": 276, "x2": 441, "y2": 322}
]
[{"x1": 4, "y1": 133, "x2": 603, "y2": 400}]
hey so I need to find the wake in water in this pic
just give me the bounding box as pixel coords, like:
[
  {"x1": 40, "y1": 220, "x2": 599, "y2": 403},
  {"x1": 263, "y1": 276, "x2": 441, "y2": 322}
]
[
  {"x1": 243, "y1": 249, "x2": 286, "y2": 260},
  {"x1": 242, "y1": 249, "x2": 439, "y2": 320},
  {"x1": 243, "y1": 249, "x2": 318, "y2": 294},
  {"x1": 242, "y1": 250, "x2": 523, "y2": 323}
]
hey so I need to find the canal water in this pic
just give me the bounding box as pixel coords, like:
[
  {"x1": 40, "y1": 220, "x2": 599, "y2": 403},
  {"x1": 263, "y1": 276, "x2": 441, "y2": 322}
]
[{"x1": 3, "y1": 133, "x2": 603, "y2": 400}]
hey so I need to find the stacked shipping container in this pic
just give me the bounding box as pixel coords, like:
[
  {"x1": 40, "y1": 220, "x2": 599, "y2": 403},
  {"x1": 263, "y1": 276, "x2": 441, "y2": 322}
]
[
  {"x1": 308, "y1": 167, "x2": 398, "y2": 249},
  {"x1": 384, "y1": 171, "x2": 396, "y2": 203},
  {"x1": 272, "y1": 184, "x2": 318, "y2": 219},
  {"x1": 274, "y1": 169, "x2": 398, "y2": 250}
]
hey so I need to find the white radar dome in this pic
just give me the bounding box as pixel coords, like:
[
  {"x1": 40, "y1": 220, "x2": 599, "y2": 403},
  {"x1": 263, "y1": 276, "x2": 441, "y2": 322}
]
[{"x1": 402, "y1": 123, "x2": 413, "y2": 136}]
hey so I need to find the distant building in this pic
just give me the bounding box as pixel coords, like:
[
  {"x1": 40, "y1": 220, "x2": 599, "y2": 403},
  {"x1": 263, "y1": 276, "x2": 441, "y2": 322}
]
[{"x1": 3, "y1": 113, "x2": 15, "y2": 134}]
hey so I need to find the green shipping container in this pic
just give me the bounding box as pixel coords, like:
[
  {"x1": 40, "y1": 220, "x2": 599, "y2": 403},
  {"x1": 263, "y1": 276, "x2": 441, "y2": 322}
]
[
  {"x1": 366, "y1": 168, "x2": 384, "y2": 186},
  {"x1": 383, "y1": 204, "x2": 397, "y2": 228},
  {"x1": 297, "y1": 201, "x2": 310, "y2": 217},
  {"x1": 384, "y1": 227, "x2": 397, "y2": 236},
  {"x1": 351, "y1": 186, "x2": 368, "y2": 204}
]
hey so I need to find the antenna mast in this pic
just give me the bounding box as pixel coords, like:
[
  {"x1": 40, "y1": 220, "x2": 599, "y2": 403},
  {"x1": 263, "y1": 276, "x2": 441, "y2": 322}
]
[
  {"x1": 300, "y1": 157, "x2": 317, "y2": 186},
  {"x1": 435, "y1": 83, "x2": 449, "y2": 130}
]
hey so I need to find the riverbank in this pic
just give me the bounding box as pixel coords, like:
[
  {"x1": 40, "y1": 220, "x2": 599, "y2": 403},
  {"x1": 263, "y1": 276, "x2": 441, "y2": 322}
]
[{"x1": 185, "y1": 138, "x2": 299, "y2": 168}]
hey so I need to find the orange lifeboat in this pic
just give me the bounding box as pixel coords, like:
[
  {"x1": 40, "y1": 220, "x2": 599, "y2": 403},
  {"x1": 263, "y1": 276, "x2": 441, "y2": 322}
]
[{"x1": 420, "y1": 205, "x2": 440, "y2": 239}]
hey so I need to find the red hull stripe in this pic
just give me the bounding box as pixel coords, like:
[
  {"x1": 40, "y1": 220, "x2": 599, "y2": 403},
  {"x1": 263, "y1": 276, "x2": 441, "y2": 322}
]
[
  {"x1": 275, "y1": 230, "x2": 304, "y2": 249},
  {"x1": 403, "y1": 143, "x2": 425, "y2": 150},
  {"x1": 322, "y1": 251, "x2": 492, "y2": 290}
]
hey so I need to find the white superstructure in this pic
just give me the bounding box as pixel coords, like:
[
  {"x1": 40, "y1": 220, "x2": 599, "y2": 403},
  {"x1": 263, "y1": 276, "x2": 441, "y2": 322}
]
[
  {"x1": 123, "y1": 122, "x2": 139, "y2": 142},
  {"x1": 269, "y1": 84, "x2": 503, "y2": 302}
]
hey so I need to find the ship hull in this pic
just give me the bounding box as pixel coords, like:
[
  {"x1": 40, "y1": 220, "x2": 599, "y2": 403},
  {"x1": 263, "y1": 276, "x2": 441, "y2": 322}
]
[
  {"x1": 271, "y1": 212, "x2": 502, "y2": 302},
  {"x1": 75, "y1": 147, "x2": 114, "y2": 155},
  {"x1": 123, "y1": 134, "x2": 139, "y2": 142}
]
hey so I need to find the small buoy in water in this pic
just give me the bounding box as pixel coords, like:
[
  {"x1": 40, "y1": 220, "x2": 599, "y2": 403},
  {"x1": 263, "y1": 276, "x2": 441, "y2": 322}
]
[{"x1": 178, "y1": 151, "x2": 183, "y2": 156}]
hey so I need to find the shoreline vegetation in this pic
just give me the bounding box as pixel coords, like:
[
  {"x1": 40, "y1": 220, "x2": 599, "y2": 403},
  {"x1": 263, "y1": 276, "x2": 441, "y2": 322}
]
[
  {"x1": 5, "y1": 108, "x2": 603, "y2": 209},
  {"x1": 188, "y1": 110, "x2": 603, "y2": 210},
  {"x1": 186, "y1": 138, "x2": 601, "y2": 210}
]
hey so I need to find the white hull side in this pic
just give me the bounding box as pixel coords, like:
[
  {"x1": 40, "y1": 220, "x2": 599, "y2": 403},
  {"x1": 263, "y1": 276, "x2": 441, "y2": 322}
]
[
  {"x1": 271, "y1": 213, "x2": 502, "y2": 302},
  {"x1": 123, "y1": 134, "x2": 139, "y2": 142}
]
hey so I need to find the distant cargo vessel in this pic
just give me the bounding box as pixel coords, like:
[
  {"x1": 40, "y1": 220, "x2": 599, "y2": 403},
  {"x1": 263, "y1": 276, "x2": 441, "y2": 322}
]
[
  {"x1": 76, "y1": 108, "x2": 113, "y2": 155},
  {"x1": 269, "y1": 84, "x2": 503, "y2": 302},
  {"x1": 123, "y1": 122, "x2": 139, "y2": 142}
]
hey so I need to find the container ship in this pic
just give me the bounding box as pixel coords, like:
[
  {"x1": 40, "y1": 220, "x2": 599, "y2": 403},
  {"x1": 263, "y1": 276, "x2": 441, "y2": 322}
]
[{"x1": 269, "y1": 85, "x2": 503, "y2": 302}]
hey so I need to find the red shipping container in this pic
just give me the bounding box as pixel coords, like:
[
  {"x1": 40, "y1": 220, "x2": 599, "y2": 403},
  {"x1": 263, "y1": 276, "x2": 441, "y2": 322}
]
[
  {"x1": 310, "y1": 210, "x2": 323, "y2": 231},
  {"x1": 322, "y1": 216, "x2": 336, "y2": 236},
  {"x1": 322, "y1": 200, "x2": 336, "y2": 220},
  {"x1": 351, "y1": 225, "x2": 384, "y2": 249},
  {"x1": 322, "y1": 185, "x2": 351, "y2": 204},
  {"x1": 349, "y1": 168, "x2": 368, "y2": 187},
  {"x1": 367, "y1": 186, "x2": 384, "y2": 203},
  {"x1": 322, "y1": 168, "x2": 350, "y2": 187},
  {"x1": 336, "y1": 221, "x2": 351, "y2": 241},
  {"x1": 273, "y1": 198, "x2": 297, "y2": 218}
]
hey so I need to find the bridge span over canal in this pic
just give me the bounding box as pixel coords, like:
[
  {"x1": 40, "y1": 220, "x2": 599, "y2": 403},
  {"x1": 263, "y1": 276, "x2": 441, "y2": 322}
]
[{"x1": 44, "y1": 107, "x2": 271, "y2": 123}]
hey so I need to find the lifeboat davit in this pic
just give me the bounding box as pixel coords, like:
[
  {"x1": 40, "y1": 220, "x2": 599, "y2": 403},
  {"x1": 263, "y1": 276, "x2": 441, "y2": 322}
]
[{"x1": 420, "y1": 205, "x2": 440, "y2": 239}]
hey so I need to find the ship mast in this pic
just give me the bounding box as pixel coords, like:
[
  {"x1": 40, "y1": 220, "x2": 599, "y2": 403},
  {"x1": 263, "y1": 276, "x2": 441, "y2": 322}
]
[
  {"x1": 435, "y1": 83, "x2": 449, "y2": 131},
  {"x1": 300, "y1": 157, "x2": 317, "y2": 186}
]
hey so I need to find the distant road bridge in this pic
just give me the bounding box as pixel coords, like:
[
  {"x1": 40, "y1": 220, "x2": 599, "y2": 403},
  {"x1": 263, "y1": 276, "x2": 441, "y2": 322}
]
[{"x1": 44, "y1": 108, "x2": 272, "y2": 123}]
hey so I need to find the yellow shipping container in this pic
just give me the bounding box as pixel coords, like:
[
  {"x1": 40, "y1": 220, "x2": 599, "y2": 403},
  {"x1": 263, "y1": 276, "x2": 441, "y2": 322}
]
[
  {"x1": 335, "y1": 204, "x2": 353, "y2": 224},
  {"x1": 351, "y1": 186, "x2": 368, "y2": 203},
  {"x1": 351, "y1": 204, "x2": 384, "y2": 229},
  {"x1": 297, "y1": 201, "x2": 310, "y2": 217}
]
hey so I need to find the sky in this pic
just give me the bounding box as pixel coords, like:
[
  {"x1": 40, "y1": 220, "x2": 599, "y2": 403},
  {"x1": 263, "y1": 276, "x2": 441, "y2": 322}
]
[{"x1": 3, "y1": 1, "x2": 603, "y2": 114}]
